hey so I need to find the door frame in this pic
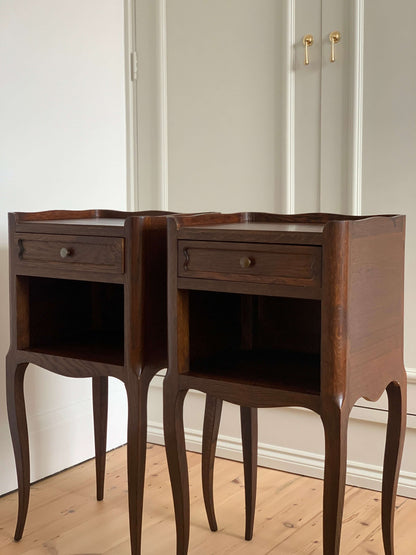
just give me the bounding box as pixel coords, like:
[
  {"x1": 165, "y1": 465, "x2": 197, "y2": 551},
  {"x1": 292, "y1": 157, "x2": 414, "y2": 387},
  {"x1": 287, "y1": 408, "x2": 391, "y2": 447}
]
[{"x1": 124, "y1": 0, "x2": 137, "y2": 210}]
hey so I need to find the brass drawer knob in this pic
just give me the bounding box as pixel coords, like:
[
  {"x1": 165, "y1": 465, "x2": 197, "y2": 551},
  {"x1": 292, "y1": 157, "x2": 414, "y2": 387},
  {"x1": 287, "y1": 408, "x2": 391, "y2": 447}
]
[
  {"x1": 60, "y1": 247, "x2": 72, "y2": 258},
  {"x1": 240, "y1": 256, "x2": 254, "y2": 269}
]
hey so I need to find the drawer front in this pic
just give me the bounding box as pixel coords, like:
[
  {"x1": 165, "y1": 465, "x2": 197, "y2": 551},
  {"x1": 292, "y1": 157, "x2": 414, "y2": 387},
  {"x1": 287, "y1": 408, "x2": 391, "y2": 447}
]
[
  {"x1": 178, "y1": 240, "x2": 321, "y2": 288},
  {"x1": 15, "y1": 234, "x2": 124, "y2": 274}
]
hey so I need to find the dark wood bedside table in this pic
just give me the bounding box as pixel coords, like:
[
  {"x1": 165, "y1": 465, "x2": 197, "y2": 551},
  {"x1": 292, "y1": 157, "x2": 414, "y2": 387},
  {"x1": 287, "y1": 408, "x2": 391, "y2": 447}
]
[
  {"x1": 6, "y1": 209, "x2": 174, "y2": 555},
  {"x1": 164, "y1": 212, "x2": 407, "y2": 555}
]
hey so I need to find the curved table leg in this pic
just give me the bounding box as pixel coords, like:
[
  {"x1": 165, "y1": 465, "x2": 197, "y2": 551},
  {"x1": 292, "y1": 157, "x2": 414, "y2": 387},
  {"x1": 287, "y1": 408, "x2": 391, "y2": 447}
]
[
  {"x1": 201, "y1": 395, "x2": 223, "y2": 532},
  {"x1": 201, "y1": 398, "x2": 258, "y2": 541},
  {"x1": 125, "y1": 375, "x2": 152, "y2": 555},
  {"x1": 321, "y1": 404, "x2": 349, "y2": 555},
  {"x1": 6, "y1": 354, "x2": 30, "y2": 541},
  {"x1": 92, "y1": 376, "x2": 108, "y2": 501},
  {"x1": 240, "y1": 406, "x2": 258, "y2": 541},
  {"x1": 164, "y1": 384, "x2": 189, "y2": 555},
  {"x1": 382, "y1": 379, "x2": 407, "y2": 555}
]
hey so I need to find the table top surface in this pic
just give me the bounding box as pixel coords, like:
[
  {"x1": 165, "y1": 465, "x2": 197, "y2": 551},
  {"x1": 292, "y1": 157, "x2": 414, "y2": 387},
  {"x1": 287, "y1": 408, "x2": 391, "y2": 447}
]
[
  {"x1": 189, "y1": 222, "x2": 325, "y2": 233},
  {"x1": 24, "y1": 218, "x2": 127, "y2": 226},
  {"x1": 14, "y1": 218, "x2": 129, "y2": 237},
  {"x1": 177, "y1": 221, "x2": 326, "y2": 245}
]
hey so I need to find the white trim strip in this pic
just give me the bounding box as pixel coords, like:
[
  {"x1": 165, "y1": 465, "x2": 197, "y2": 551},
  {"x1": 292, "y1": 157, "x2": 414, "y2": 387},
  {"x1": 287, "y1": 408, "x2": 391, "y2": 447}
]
[
  {"x1": 147, "y1": 420, "x2": 416, "y2": 498},
  {"x1": 158, "y1": 0, "x2": 169, "y2": 210},
  {"x1": 124, "y1": 0, "x2": 138, "y2": 210},
  {"x1": 407, "y1": 368, "x2": 416, "y2": 385},
  {"x1": 351, "y1": 0, "x2": 364, "y2": 215},
  {"x1": 281, "y1": 0, "x2": 295, "y2": 214}
]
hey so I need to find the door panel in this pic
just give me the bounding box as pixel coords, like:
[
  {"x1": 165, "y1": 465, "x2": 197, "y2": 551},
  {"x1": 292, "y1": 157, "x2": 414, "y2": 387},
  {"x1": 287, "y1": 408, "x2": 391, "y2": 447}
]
[
  {"x1": 137, "y1": 0, "x2": 343, "y2": 215},
  {"x1": 166, "y1": 0, "x2": 284, "y2": 212}
]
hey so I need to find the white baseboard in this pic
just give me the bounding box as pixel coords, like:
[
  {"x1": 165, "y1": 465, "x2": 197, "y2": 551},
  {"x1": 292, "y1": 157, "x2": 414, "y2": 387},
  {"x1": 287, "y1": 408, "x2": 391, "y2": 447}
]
[{"x1": 147, "y1": 419, "x2": 416, "y2": 499}]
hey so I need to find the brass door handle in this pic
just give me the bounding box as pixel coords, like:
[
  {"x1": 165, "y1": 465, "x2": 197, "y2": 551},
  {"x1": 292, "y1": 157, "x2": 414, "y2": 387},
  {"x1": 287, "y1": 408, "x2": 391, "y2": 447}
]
[
  {"x1": 329, "y1": 31, "x2": 341, "y2": 62},
  {"x1": 302, "y1": 34, "x2": 314, "y2": 66}
]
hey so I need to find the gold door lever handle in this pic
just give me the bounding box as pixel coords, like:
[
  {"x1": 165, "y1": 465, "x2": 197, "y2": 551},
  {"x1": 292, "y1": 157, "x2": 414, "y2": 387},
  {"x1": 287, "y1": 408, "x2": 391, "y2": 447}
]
[
  {"x1": 329, "y1": 31, "x2": 341, "y2": 62},
  {"x1": 303, "y1": 34, "x2": 314, "y2": 66}
]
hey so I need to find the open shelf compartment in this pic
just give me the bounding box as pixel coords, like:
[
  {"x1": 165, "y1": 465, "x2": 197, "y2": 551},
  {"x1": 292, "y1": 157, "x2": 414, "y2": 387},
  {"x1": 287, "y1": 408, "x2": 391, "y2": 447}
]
[
  {"x1": 17, "y1": 276, "x2": 124, "y2": 366},
  {"x1": 185, "y1": 291, "x2": 321, "y2": 395}
]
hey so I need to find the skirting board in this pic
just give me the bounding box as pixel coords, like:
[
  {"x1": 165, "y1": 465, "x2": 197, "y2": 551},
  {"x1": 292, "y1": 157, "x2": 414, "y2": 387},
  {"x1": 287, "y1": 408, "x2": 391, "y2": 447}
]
[{"x1": 147, "y1": 420, "x2": 416, "y2": 499}]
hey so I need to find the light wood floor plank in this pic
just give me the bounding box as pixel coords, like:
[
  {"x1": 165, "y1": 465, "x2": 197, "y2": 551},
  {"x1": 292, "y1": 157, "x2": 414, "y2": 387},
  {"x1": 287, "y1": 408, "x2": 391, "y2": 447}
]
[{"x1": 0, "y1": 444, "x2": 414, "y2": 554}]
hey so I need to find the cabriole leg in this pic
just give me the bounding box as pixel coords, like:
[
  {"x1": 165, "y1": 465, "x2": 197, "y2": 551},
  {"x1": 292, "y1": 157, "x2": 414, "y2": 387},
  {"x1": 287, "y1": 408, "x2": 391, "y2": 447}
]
[
  {"x1": 201, "y1": 395, "x2": 223, "y2": 532},
  {"x1": 241, "y1": 406, "x2": 258, "y2": 541},
  {"x1": 6, "y1": 355, "x2": 30, "y2": 541},
  {"x1": 92, "y1": 375, "x2": 108, "y2": 501},
  {"x1": 321, "y1": 405, "x2": 349, "y2": 555},
  {"x1": 164, "y1": 384, "x2": 189, "y2": 555},
  {"x1": 382, "y1": 379, "x2": 407, "y2": 555},
  {"x1": 125, "y1": 376, "x2": 151, "y2": 555}
]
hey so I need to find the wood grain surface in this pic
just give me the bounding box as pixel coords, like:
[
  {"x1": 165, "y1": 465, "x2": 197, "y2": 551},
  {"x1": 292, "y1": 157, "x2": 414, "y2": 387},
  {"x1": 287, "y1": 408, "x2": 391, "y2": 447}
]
[{"x1": 1, "y1": 444, "x2": 415, "y2": 554}]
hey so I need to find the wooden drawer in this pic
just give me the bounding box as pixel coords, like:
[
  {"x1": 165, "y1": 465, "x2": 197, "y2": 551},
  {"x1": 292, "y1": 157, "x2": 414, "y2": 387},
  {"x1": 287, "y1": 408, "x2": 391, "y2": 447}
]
[
  {"x1": 178, "y1": 240, "x2": 321, "y2": 288},
  {"x1": 15, "y1": 233, "x2": 124, "y2": 275}
]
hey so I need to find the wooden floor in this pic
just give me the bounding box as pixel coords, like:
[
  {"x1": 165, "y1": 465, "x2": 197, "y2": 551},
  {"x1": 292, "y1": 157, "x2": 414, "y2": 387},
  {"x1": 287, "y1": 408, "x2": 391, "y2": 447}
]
[{"x1": 0, "y1": 444, "x2": 415, "y2": 554}]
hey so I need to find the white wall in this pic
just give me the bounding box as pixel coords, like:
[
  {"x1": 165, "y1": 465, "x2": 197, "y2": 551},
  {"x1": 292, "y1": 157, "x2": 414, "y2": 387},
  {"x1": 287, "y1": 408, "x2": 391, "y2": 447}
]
[{"x1": 0, "y1": 0, "x2": 128, "y2": 495}]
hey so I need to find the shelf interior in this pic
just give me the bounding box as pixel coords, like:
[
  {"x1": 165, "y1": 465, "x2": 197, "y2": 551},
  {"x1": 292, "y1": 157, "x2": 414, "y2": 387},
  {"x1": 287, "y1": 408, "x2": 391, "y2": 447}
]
[
  {"x1": 18, "y1": 276, "x2": 124, "y2": 365},
  {"x1": 24, "y1": 331, "x2": 124, "y2": 366},
  {"x1": 186, "y1": 291, "x2": 321, "y2": 395},
  {"x1": 188, "y1": 349, "x2": 320, "y2": 394}
]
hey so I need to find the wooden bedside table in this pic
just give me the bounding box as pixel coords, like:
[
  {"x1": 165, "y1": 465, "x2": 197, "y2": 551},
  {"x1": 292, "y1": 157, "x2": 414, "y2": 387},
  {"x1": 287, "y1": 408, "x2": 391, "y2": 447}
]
[
  {"x1": 164, "y1": 212, "x2": 407, "y2": 555},
  {"x1": 6, "y1": 209, "x2": 173, "y2": 555}
]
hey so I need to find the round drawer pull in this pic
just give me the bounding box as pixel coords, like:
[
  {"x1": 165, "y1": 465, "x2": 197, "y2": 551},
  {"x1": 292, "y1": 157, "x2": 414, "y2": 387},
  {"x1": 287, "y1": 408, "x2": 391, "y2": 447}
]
[
  {"x1": 60, "y1": 247, "x2": 72, "y2": 258},
  {"x1": 240, "y1": 256, "x2": 254, "y2": 269}
]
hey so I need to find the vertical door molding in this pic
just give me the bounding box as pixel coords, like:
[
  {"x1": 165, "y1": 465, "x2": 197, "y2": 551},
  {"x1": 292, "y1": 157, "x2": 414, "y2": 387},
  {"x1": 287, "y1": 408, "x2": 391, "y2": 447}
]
[
  {"x1": 349, "y1": 0, "x2": 364, "y2": 215},
  {"x1": 158, "y1": 0, "x2": 169, "y2": 210},
  {"x1": 124, "y1": 0, "x2": 138, "y2": 210},
  {"x1": 127, "y1": 0, "x2": 169, "y2": 210},
  {"x1": 281, "y1": 0, "x2": 296, "y2": 213}
]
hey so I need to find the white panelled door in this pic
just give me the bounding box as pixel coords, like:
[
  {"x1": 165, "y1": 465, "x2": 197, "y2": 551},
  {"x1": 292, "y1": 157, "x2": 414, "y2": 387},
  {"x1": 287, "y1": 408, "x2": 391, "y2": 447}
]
[
  {"x1": 133, "y1": 0, "x2": 331, "y2": 213},
  {"x1": 133, "y1": 0, "x2": 355, "y2": 214},
  {"x1": 131, "y1": 0, "x2": 416, "y2": 496}
]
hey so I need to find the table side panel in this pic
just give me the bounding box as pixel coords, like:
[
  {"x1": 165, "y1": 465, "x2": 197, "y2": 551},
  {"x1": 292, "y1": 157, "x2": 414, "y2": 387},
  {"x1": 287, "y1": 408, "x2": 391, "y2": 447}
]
[{"x1": 347, "y1": 227, "x2": 406, "y2": 404}]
